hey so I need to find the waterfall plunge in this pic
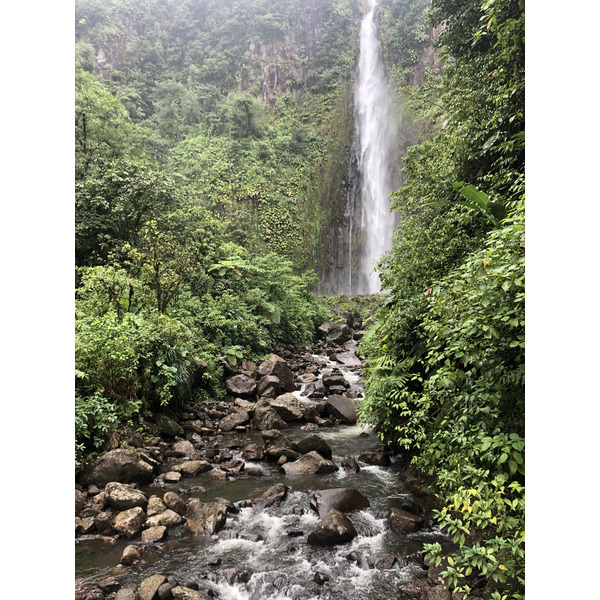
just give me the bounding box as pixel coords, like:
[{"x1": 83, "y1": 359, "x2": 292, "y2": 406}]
[{"x1": 353, "y1": 0, "x2": 401, "y2": 294}]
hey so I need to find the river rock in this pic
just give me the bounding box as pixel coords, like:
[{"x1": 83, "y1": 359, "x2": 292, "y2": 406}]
[
  {"x1": 325, "y1": 323, "x2": 352, "y2": 344},
  {"x1": 258, "y1": 355, "x2": 295, "y2": 392},
  {"x1": 140, "y1": 574, "x2": 167, "y2": 600},
  {"x1": 307, "y1": 509, "x2": 357, "y2": 546},
  {"x1": 144, "y1": 508, "x2": 183, "y2": 529},
  {"x1": 98, "y1": 576, "x2": 120, "y2": 593},
  {"x1": 325, "y1": 395, "x2": 357, "y2": 424},
  {"x1": 94, "y1": 510, "x2": 114, "y2": 535},
  {"x1": 252, "y1": 483, "x2": 289, "y2": 508},
  {"x1": 163, "y1": 491, "x2": 186, "y2": 515},
  {"x1": 141, "y1": 525, "x2": 167, "y2": 543},
  {"x1": 80, "y1": 449, "x2": 156, "y2": 487},
  {"x1": 173, "y1": 460, "x2": 212, "y2": 477},
  {"x1": 297, "y1": 372, "x2": 318, "y2": 384},
  {"x1": 253, "y1": 400, "x2": 289, "y2": 430},
  {"x1": 171, "y1": 587, "x2": 211, "y2": 600},
  {"x1": 186, "y1": 500, "x2": 227, "y2": 536},
  {"x1": 225, "y1": 374, "x2": 257, "y2": 397},
  {"x1": 115, "y1": 587, "x2": 139, "y2": 600},
  {"x1": 219, "y1": 408, "x2": 250, "y2": 432},
  {"x1": 76, "y1": 489, "x2": 86, "y2": 514},
  {"x1": 242, "y1": 443, "x2": 265, "y2": 461},
  {"x1": 387, "y1": 507, "x2": 425, "y2": 533},
  {"x1": 310, "y1": 488, "x2": 370, "y2": 519},
  {"x1": 105, "y1": 482, "x2": 149, "y2": 511},
  {"x1": 147, "y1": 496, "x2": 166, "y2": 517},
  {"x1": 291, "y1": 434, "x2": 332, "y2": 459},
  {"x1": 281, "y1": 451, "x2": 338, "y2": 475},
  {"x1": 322, "y1": 372, "x2": 349, "y2": 388},
  {"x1": 422, "y1": 585, "x2": 452, "y2": 600},
  {"x1": 171, "y1": 440, "x2": 194, "y2": 457},
  {"x1": 340, "y1": 456, "x2": 360, "y2": 472},
  {"x1": 234, "y1": 398, "x2": 256, "y2": 413},
  {"x1": 163, "y1": 471, "x2": 181, "y2": 483},
  {"x1": 401, "y1": 579, "x2": 428, "y2": 597},
  {"x1": 358, "y1": 451, "x2": 391, "y2": 466},
  {"x1": 375, "y1": 554, "x2": 397, "y2": 569},
  {"x1": 269, "y1": 393, "x2": 303, "y2": 421},
  {"x1": 113, "y1": 507, "x2": 146, "y2": 538},
  {"x1": 256, "y1": 375, "x2": 283, "y2": 398},
  {"x1": 120, "y1": 544, "x2": 142, "y2": 565},
  {"x1": 156, "y1": 414, "x2": 183, "y2": 437}
]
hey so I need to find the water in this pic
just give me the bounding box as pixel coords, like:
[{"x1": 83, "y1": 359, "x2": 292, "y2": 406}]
[
  {"x1": 354, "y1": 0, "x2": 401, "y2": 294},
  {"x1": 75, "y1": 357, "x2": 449, "y2": 598}
]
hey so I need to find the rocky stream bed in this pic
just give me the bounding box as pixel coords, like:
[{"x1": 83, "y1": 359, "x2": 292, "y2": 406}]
[{"x1": 75, "y1": 318, "x2": 454, "y2": 600}]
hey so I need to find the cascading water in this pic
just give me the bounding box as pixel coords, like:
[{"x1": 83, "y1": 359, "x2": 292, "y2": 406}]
[{"x1": 353, "y1": 0, "x2": 401, "y2": 294}]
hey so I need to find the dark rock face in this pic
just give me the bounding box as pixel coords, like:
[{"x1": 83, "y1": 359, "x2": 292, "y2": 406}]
[
  {"x1": 291, "y1": 434, "x2": 333, "y2": 459},
  {"x1": 325, "y1": 395, "x2": 357, "y2": 424},
  {"x1": 322, "y1": 372, "x2": 349, "y2": 388},
  {"x1": 387, "y1": 507, "x2": 425, "y2": 533},
  {"x1": 310, "y1": 488, "x2": 370, "y2": 519},
  {"x1": 225, "y1": 374, "x2": 257, "y2": 397},
  {"x1": 258, "y1": 355, "x2": 295, "y2": 392},
  {"x1": 186, "y1": 500, "x2": 228, "y2": 536},
  {"x1": 242, "y1": 443, "x2": 265, "y2": 461},
  {"x1": 340, "y1": 456, "x2": 360, "y2": 472},
  {"x1": 256, "y1": 375, "x2": 283, "y2": 398},
  {"x1": 80, "y1": 449, "x2": 156, "y2": 487},
  {"x1": 307, "y1": 509, "x2": 357, "y2": 546},
  {"x1": 156, "y1": 414, "x2": 183, "y2": 437},
  {"x1": 357, "y1": 451, "x2": 391, "y2": 466},
  {"x1": 281, "y1": 451, "x2": 338, "y2": 475}
]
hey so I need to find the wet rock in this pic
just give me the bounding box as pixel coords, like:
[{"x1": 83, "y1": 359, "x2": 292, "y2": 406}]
[
  {"x1": 157, "y1": 582, "x2": 175, "y2": 600},
  {"x1": 76, "y1": 489, "x2": 87, "y2": 514},
  {"x1": 173, "y1": 460, "x2": 212, "y2": 477},
  {"x1": 322, "y1": 373, "x2": 349, "y2": 388},
  {"x1": 219, "y1": 408, "x2": 250, "y2": 432},
  {"x1": 291, "y1": 434, "x2": 332, "y2": 459},
  {"x1": 186, "y1": 500, "x2": 228, "y2": 536},
  {"x1": 213, "y1": 497, "x2": 239, "y2": 513},
  {"x1": 325, "y1": 323, "x2": 352, "y2": 344},
  {"x1": 357, "y1": 451, "x2": 391, "y2": 466},
  {"x1": 157, "y1": 415, "x2": 183, "y2": 437},
  {"x1": 256, "y1": 375, "x2": 283, "y2": 399},
  {"x1": 253, "y1": 400, "x2": 289, "y2": 431},
  {"x1": 238, "y1": 531, "x2": 264, "y2": 542},
  {"x1": 163, "y1": 471, "x2": 181, "y2": 484},
  {"x1": 340, "y1": 456, "x2": 360, "y2": 472},
  {"x1": 269, "y1": 393, "x2": 303, "y2": 421},
  {"x1": 297, "y1": 373, "x2": 318, "y2": 384},
  {"x1": 171, "y1": 440, "x2": 194, "y2": 457},
  {"x1": 307, "y1": 509, "x2": 357, "y2": 546},
  {"x1": 281, "y1": 451, "x2": 338, "y2": 475},
  {"x1": 387, "y1": 507, "x2": 425, "y2": 533},
  {"x1": 80, "y1": 449, "x2": 156, "y2": 487},
  {"x1": 301, "y1": 421, "x2": 319, "y2": 431},
  {"x1": 345, "y1": 550, "x2": 368, "y2": 569},
  {"x1": 220, "y1": 459, "x2": 245, "y2": 473},
  {"x1": 75, "y1": 516, "x2": 95, "y2": 534},
  {"x1": 170, "y1": 587, "x2": 211, "y2": 600},
  {"x1": 163, "y1": 491, "x2": 186, "y2": 516},
  {"x1": 115, "y1": 588, "x2": 139, "y2": 600},
  {"x1": 400, "y1": 579, "x2": 428, "y2": 597},
  {"x1": 144, "y1": 509, "x2": 183, "y2": 529},
  {"x1": 325, "y1": 395, "x2": 357, "y2": 424},
  {"x1": 334, "y1": 352, "x2": 361, "y2": 367},
  {"x1": 113, "y1": 507, "x2": 146, "y2": 538},
  {"x1": 375, "y1": 554, "x2": 397, "y2": 570},
  {"x1": 105, "y1": 482, "x2": 149, "y2": 511},
  {"x1": 94, "y1": 511, "x2": 114, "y2": 535},
  {"x1": 314, "y1": 572, "x2": 330, "y2": 585},
  {"x1": 147, "y1": 496, "x2": 167, "y2": 516},
  {"x1": 120, "y1": 544, "x2": 143, "y2": 565},
  {"x1": 252, "y1": 482, "x2": 289, "y2": 508},
  {"x1": 422, "y1": 585, "x2": 452, "y2": 600},
  {"x1": 310, "y1": 488, "x2": 370, "y2": 519},
  {"x1": 258, "y1": 355, "x2": 295, "y2": 392},
  {"x1": 245, "y1": 466, "x2": 264, "y2": 476},
  {"x1": 242, "y1": 443, "x2": 265, "y2": 461},
  {"x1": 140, "y1": 574, "x2": 167, "y2": 600},
  {"x1": 225, "y1": 374, "x2": 257, "y2": 398},
  {"x1": 141, "y1": 525, "x2": 167, "y2": 543},
  {"x1": 98, "y1": 576, "x2": 120, "y2": 593}
]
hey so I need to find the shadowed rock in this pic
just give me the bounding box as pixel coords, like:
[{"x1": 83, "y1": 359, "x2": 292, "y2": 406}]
[
  {"x1": 281, "y1": 451, "x2": 338, "y2": 475},
  {"x1": 307, "y1": 509, "x2": 357, "y2": 545},
  {"x1": 225, "y1": 374, "x2": 257, "y2": 397},
  {"x1": 325, "y1": 395, "x2": 357, "y2": 424},
  {"x1": 310, "y1": 488, "x2": 369, "y2": 519},
  {"x1": 387, "y1": 507, "x2": 425, "y2": 533},
  {"x1": 291, "y1": 434, "x2": 332, "y2": 459}
]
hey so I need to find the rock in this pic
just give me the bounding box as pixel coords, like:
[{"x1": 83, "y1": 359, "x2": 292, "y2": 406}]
[
  {"x1": 113, "y1": 507, "x2": 146, "y2": 538},
  {"x1": 256, "y1": 375, "x2": 283, "y2": 399},
  {"x1": 242, "y1": 443, "x2": 265, "y2": 461},
  {"x1": 98, "y1": 576, "x2": 120, "y2": 593},
  {"x1": 291, "y1": 434, "x2": 332, "y2": 459},
  {"x1": 144, "y1": 508, "x2": 183, "y2": 529},
  {"x1": 157, "y1": 583, "x2": 175, "y2": 600},
  {"x1": 76, "y1": 489, "x2": 86, "y2": 514},
  {"x1": 253, "y1": 400, "x2": 289, "y2": 431},
  {"x1": 334, "y1": 352, "x2": 361, "y2": 367},
  {"x1": 252, "y1": 483, "x2": 289, "y2": 509},
  {"x1": 340, "y1": 456, "x2": 360, "y2": 472},
  {"x1": 173, "y1": 460, "x2": 212, "y2": 477},
  {"x1": 225, "y1": 374, "x2": 257, "y2": 397},
  {"x1": 75, "y1": 516, "x2": 95, "y2": 534},
  {"x1": 322, "y1": 373, "x2": 349, "y2": 388},
  {"x1": 258, "y1": 355, "x2": 295, "y2": 392},
  {"x1": 281, "y1": 451, "x2": 338, "y2": 475},
  {"x1": 234, "y1": 398, "x2": 256, "y2": 413},
  {"x1": 310, "y1": 488, "x2": 370, "y2": 519},
  {"x1": 115, "y1": 587, "x2": 139, "y2": 600},
  {"x1": 140, "y1": 574, "x2": 167, "y2": 600},
  {"x1": 156, "y1": 414, "x2": 183, "y2": 437},
  {"x1": 94, "y1": 511, "x2": 114, "y2": 535},
  {"x1": 325, "y1": 323, "x2": 352, "y2": 344},
  {"x1": 120, "y1": 544, "x2": 142, "y2": 565},
  {"x1": 400, "y1": 579, "x2": 428, "y2": 597},
  {"x1": 105, "y1": 482, "x2": 149, "y2": 511},
  {"x1": 375, "y1": 554, "x2": 397, "y2": 570},
  {"x1": 325, "y1": 395, "x2": 357, "y2": 424},
  {"x1": 171, "y1": 440, "x2": 194, "y2": 457},
  {"x1": 314, "y1": 572, "x2": 330, "y2": 585},
  {"x1": 296, "y1": 373, "x2": 318, "y2": 384},
  {"x1": 220, "y1": 459, "x2": 245, "y2": 474},
  {"x1": 80, "y1": 449, "x2": 156, "y2": 487},
  {"x1": 422, "y1": 585, "x2": 452, "y2": 600},
  {"x1": 269, "y1": 393, "x2": 303, "y2": 421},
  {"x1": 307, "y1": 509, "x2": 357, "y2": 546},
  {"x1": 387, "y1": 507, "x2": 425, "y2": 533},
  {"x1": 141, "y1": 525, "x2": 167, "y2": 543},
  {"x1": 147, "y1": 496, "x2": 167, "y2": 517},
  {"x1": 170, "y1": 587, "x2": 211, "y2": 600},
  {"x1": 163, "y1": 471, "x2": 182, "y2": 484},
  {"x1": 186, "y1": 500, "x2": 227, "y2": 536},
  {"x1": 220, "y1": 408, "x2": 250, "y2": 432},
  {"x1": 163, "y1": 491, "x2": 186, "y2": 515},
  {"x1": 358, "y1": 451, "x2": 391, "y2": 466}
]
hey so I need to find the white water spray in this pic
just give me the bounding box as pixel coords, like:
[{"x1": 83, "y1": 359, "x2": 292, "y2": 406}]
[{"x1": 354, "y1": 0, "x2": 400, "y2": 294}]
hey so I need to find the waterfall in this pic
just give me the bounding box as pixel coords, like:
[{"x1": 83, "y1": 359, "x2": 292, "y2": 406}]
[{"x1": 353, "y1": 0, "x2": 401, "y2": 294}]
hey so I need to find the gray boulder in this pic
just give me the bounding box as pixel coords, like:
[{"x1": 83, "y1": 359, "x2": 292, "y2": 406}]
[
  {"x1": 258, "y1": 355, "x2": 295, "y2": 392},
  {"x1": 387, "y1": 507, "x2": 424, "y2": 533},
  {"x1": 144, "y1": 508, "x2": 183, "y2": 529},
  {"x1": 225, "y1": 374, "x2": 257, "y2": 397},
  {"x1": 310, "y1": 488, "x2": 369, "y2": 519},
  {"x1": 325, "y1": 395, "x2": 357, "y2": 424},
  {"x1": 307, "y1": 509, "x2": 357, "y2": 546},
  {"x1": 105, "y1": 482, "x2": 148, "y2": 511},
  {"x1": 113, "y1": 507, "x2": 146, "y2": 538},
  {"x1": 173, "y1": 460, "x2": 212, "y2": 477},
  {"x1": 140, "y1": 575, "x2": 167, "y2": 600},
  {"x1": 79, "y1": 449, "x2": 156, "y2": 487},
  {"x1": 281, "y1": 451, "x2": 338, "y2": 475},
  {"x1": 186, "y1": 500, "x2": 227, "y2": 536},
  {"x1": 269, "y1": 393, "x2": 303, "y2": 422},
  {"x1": 291, "y1": 434, "x2": 332, "y2": 459},
  {"x1": 219, "y1": 408, "x2": 250, "y2": 432}
]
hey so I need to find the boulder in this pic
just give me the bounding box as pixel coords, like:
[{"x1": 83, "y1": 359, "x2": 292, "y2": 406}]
[
  {"x1": 156, "y1": 414, "x2": 183, "y2": 437},
  {"x1": 322, "y1": 373, "x2": 349, "y2": 388},
  {"x1": 94, "y1": 511, "x2": 114, "y2": 535},
  {"x1": 387, "y1": 507, "x2": 425, "y2": 533},
  {"x1": 334, "y1": 352, "x2": 361, "y2": 367},
  {"x1": 79, "y1": 449, "x2": 156, "y2": 487},
  {"x1": 281, "y1": 451, "x2": 338, "y2": 475},
  {"x1": 105, "y1": 482, "x2": 149, "y2": 511},
  {"x1": 296, "y1": 373, "x2": 318, "y2": 384},
  {"x1": 219, "y1": 409, "x2": 250, "y2": 432},
  {"x1": 186, "y1": 500, "x2": 227, "y2": 536},
  {"x1": 422, "y1": 585, "x2": 452, "y2": 600},
  {"x1": 256, "y1": 375, "x2": 283, "y2": 399},
  {"x1": 144, "y1": 508, "x2": 183, "y2": 529},
  {"x1": 163, "y1": 471, "x2": 181, "y2": 483},
  {"x1": 170, "y1": 587, "x2": 212, "y2": 600},
  {"x1": 112, "y1": 507, "x2": 146, "y2": 538},
  {"x1": 120, "y1": 544, "x2": 142, "y2": 566},
  {"x1": 173, "y1": 460, "x2": 212, "y2": 477},
  {"x1": 253, "y1": 400, "x2": 289, "y2": 430},
  {"x1": 75, "y1": 489, "x2": 86, "y2": 514},
  {"x1": 375, "y1": 554, "x2": 397, "y2": 570},
  {"x1": 98, "y1": 576, "x2": 120, "y2": 593},
  {"x1": 258, "y1": 355, "x2": 295, "y2": 392},
  {"x1": 115, "y1": 588, "x2": 140, "y2": 600},
  {"x1": 252, "y1": 483, "x2": 289, "y2": 509},
  {"x1": 358, "y1": 451, "x2": 391, "y2": 466},
  {"x1": 269, "y1": 393, "x2": 303, "y2": 421},
  {"x1": 140, "y1": 574, "x2": 167, "y2": 600},
  {"x1": 310, "y1": 488, "x2": 369, "y2": 519},
  {"x1": 225, "y1": 374, "x2": 257, "y2": 398},
  {"x1": 307, "y1": 509, "x2": 357, "y2": 546},
  {"x1": 163, "y1": 491, "x2": 186, "y2": 516},
  {"x1": 325, "y1": 323, "x2": 352, "y2": 344},
  {"x1": 171, "y1": 440, "x2": 194, "y2": 457},
  {"x1": 340, "y1": 456, "x2": 360, "y2": 472},
  {"x1": 291, "y1": 434, "x2": 332, "y2": 459},
  {"x1": 141, "y1": 525, "x2": 167, "y2": 543},
  {"x1": 147, "y1": 497, "x2": 167, "y2": 517},
  {"x1": 242, "y1": 443, "x2": 265, "y2": 461},
  {"x1": 325, "y1": 395, "x2": 357, "y2": 424}
]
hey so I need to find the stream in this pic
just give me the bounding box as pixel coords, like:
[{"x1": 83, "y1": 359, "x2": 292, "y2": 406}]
[{"x1": 75, "y1": 356, "x2": 451, "y2": 599}]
